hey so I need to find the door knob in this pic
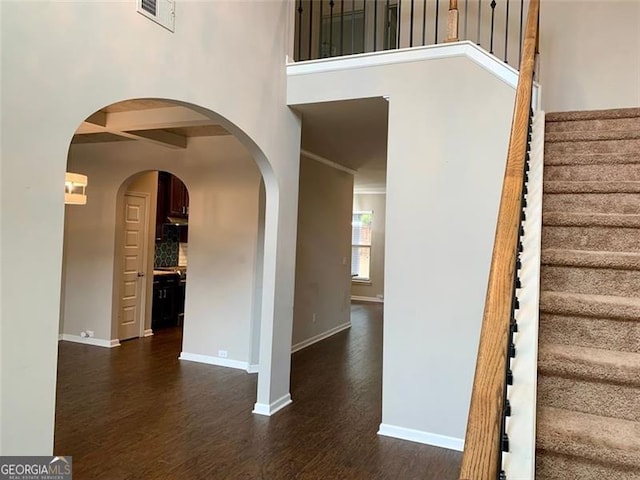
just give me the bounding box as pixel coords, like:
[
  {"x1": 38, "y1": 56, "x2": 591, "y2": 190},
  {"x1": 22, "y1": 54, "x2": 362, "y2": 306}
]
[{"x1": 137, "y1": 272, "x2": 145, "y2": 277}]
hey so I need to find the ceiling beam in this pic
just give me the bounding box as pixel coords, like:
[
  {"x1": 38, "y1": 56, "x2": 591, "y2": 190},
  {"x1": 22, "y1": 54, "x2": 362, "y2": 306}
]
[{"x1": 75, "y1": 106, "x2": 209, "y2": 149}]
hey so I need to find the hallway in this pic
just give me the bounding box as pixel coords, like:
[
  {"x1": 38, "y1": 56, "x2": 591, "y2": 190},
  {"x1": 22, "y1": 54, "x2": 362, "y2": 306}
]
[{"x1": 55, "y1": 303, "x2": 461, "y2": 479}]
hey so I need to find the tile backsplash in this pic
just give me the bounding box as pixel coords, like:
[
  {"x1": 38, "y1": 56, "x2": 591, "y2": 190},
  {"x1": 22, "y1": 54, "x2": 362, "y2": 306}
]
[{"x1": 154, "y1": 227, "x2": 179, "y2": 267}]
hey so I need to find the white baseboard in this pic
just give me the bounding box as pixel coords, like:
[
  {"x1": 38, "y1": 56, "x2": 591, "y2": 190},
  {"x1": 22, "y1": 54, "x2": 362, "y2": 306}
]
[
  {"x1": 178, "y1": 351, "x2": 249, "y2": 371},
  {"x1": 378, "y1": 423, "x2": 464, "y2": 451},
  {"x1": 143, "y1": 329, "x2": 154, "y2": 337},
  {"x1": 291, "y1": 321, "x2": 351, "y2": 353},
  {"x1": 59, "y1": 334, "x2": 121, "y2": 348},
  {"x1": 351, "y1": 295, "x2": 384, "y2": 303},
  {"x1": 247, "y1": 364, "x2": 259, "y2": 374},
  {"x1": 253, "y1": 393, "x2": 292, "y2": 416}
]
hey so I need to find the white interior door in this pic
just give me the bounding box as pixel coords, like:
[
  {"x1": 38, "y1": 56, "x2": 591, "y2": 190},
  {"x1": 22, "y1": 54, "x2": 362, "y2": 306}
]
[{"x1": 118, "y1": 193, "x2": 148, "y2": 340}]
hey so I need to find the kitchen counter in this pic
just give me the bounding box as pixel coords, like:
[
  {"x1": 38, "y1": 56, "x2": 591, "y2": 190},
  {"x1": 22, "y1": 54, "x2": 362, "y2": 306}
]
[{"x1": 153, "y1": 270, "x2": 180, "y2": 276}]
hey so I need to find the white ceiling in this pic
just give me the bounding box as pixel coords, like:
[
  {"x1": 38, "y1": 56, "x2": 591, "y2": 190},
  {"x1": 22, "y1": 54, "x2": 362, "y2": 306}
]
[{"x1": 293, "y1": 97, "x2": 389, "y2": 189}]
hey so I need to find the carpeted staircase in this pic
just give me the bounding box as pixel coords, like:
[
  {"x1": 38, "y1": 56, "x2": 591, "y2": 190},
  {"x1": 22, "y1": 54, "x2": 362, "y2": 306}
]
[{"x1": 535, "y1": 107, "x2": 640, "y2": 479}]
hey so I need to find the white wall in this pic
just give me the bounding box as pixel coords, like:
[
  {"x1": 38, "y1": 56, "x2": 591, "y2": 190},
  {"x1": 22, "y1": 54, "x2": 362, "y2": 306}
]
[
  {"x1": 292, "y1": 156, "x2": 354, "y2": 349},
  {"x1": 539, "y1": 0, "x2": 640, "y2": 112},
  {"x1": 1, "y1": 0, "x2": 300, "y2": 455},
  {"x1": 288, "y1": 53, "x2": 515, "y2": 445},
  {"x1": 352, "y1": 193, "x2": 386, "y2": 301},
  {"x1": 63, "y1": 137, "x2": 261, "y2": 364}
]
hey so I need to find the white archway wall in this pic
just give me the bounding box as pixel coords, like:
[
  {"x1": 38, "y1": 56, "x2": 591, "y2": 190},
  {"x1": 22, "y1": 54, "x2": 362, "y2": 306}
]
[
  {"x1": 63, "y1": 136, "x2": 262, "y2": 365},
  {"x1": 1, "y1": 1, "x2": 300, "y2": 455}
]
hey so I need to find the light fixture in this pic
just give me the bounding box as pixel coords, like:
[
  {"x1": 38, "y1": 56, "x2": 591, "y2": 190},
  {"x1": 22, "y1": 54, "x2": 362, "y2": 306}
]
[{"x1": 65, "y1": 172, "x2": 88, "y2": 205}]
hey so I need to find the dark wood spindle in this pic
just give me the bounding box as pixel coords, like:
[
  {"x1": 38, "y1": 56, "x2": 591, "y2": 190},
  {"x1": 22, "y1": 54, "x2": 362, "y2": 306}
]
[
  {"x1": 477, "y1": 0, "x2": 482, "y2": 45},
  {"x1": 308, "y1": 0, "x2": 313, "y2": 59},
  {"x1": 297, "y1": 0, "x2": 303, "y2": 60},
  {"x1": 422, "y1": 0, "x2": 427, "y2": 45},
  {"x1": 329, "y1": 0, "x2": 335, "y2": 57},
  {"x1": 374, "y1": 0, "x2": 378, "y2": 51},
  {"x1": 351, "y1": 0, "x2": 356, "y2": 54},
  {"x1": 505, "y1": 0, "x2": 510, "y2": 63},
  {"x1": 362, "y1": 0, "x2": 367, "y2": 53},
  {"x1": 490, "y1": 0, "x2": 496, "y2": 53},
  {"x1": 435, "y1": 0, "x2": 440, "y2": 43},
  {"x1": 397, "y1": 0, "x2": 402, "y2": 49},
  {"x1": 410, "y1": 0, "x2": 415, "y2": 47},
  {"x1": 319, "y1": 0, "x2": 324, "y2": 57},
  {"x1": 385, "y1": 0, "x2": 390, "y2": 49},
  {"x1": 340, "y1": 0, "x2": 345, "y2": 55}
]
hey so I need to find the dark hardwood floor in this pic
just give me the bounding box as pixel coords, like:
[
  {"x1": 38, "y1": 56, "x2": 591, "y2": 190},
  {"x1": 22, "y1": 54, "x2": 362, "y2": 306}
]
[{"x1": 55, "y1": 303, "x2": 461, "y2": 479}]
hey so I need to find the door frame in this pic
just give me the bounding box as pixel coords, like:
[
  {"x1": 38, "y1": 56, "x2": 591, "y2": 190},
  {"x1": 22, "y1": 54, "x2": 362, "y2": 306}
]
[{"x1": 118, "y1": 191, "x2": 151, "y2": 340}]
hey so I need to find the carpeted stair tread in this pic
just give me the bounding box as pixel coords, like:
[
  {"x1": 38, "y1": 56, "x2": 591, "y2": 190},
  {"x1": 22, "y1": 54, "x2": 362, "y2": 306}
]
[
  {"x1": 538, "y1": 373, "x2": 640, "y2": 422},
  {"x1": 539, "y1": 312, "x2": 640, "y2": 354},
  {"x1": 545, "y1": 152, "x2": 640, "y2": 166},
  {"x1": 542, "y1": 192, "x2": 640, "y2": 214},
  {"x1": 545, "y1": 116, "x2": 640, "y2": 135},
  {"x1": 536, "y1": 451, "x2": 640, "y2": 480},
  {"x1": 544, "y1": 180, "x2": 640, "y2": 194},
  {"x1": 545, "y1": 138, "x2": 640, "y2": 155},
  {"x1": 540, "y1": 291, "x2": 640, "y2": 321},
  {"x1": 546, "y1": 107, "x2": 640, "y2": 122},
  {"x1": 541, "y1": 248, "x2": 640, "y2": 271},
  {"x1": 538, "y1": 343, "x2": 640, "y2": 386},
  {"x1": 546, "y1": 129, "x2": 640, "y2": 143},
  {"x1": 537, "y1": 406, "x2": 640, "y2": 471},
  {"x1": 544, "y1": 163, "x2": 640, "y2": 182},
  {"x1": 543, "y1": 212, "x2": 640, "y2": 228}
]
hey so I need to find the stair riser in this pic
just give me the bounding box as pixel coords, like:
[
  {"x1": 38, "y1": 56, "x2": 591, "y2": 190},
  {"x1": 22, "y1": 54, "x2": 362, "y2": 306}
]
[
  {"x1": 539, "y1": 313, "x2": 640, "y2": 354},
  {"x1": 544, "y1": 164, "x2": 640, "y2": 182},
  {"x1": 545, "y1": 138, "x2": 640, "y2": 155},
  {"x1": 536, "y1": 451, "x2": 640, "y2": 480},
  {"x1": 545, "y1": 117, "x2": 640, "y2": 134},
  {"x1": 542, "y1": 226, "x2": 640, "y2": 252},
  {"x1": 541, "y1": 265, "x2": 640, "y2": 298},
  {"x1": 537, "y1": 375, "x2": 640, "y2": 422},
  {"x1": 543, "y1": 193, "x2": 640, "y2": 214}
]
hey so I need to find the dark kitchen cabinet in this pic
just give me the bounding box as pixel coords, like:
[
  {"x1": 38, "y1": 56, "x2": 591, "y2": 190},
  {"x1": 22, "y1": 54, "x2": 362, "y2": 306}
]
[
  {"x1": 168, "y1": 175, "x2": 189, "y2": 218},
  {"x1": 152, "y1": 274, "x2": 179, "y2": 330},
  {"x1": 156, "y1": 172, "x2": 189, "y2": 242},
  {"x1": 155, "y1": 172, "x2": 169, "y2": 239}
]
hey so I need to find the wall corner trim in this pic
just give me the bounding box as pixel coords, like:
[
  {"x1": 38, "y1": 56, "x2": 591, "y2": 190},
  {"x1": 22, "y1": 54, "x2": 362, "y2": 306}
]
[
  {"x1": 378, "y1": 423, "x2": 464, "y2": 451},
  {"x1": 291, "y1": 321, "x2": 352, "y2": 353},
  {"x1": 253, "y1": 394, "x2": 293, "y2": 416},
  {"x1": 179, "y1": 352, "x2": 249, "y2": 371},
  {"x1": 59, "y1": 334, "x2": 121, "y2": 348}
]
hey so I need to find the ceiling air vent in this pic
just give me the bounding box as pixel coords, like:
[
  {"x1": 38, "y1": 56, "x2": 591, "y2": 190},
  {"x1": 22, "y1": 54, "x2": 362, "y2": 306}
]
[{"x1": 137, "y1": 0, "x2": 175, "y2": 32}]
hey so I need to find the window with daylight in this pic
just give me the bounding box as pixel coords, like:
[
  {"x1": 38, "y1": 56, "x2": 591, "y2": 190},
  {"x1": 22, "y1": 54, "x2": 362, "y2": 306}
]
[{"x1": 352, "y1": 211, "x2": 373, "y2": 281}]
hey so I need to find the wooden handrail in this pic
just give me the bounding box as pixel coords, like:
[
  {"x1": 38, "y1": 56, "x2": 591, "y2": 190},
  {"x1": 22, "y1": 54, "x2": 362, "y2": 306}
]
[{"x1": 459, "y1": 0, "x2": 540, "y2": 479}]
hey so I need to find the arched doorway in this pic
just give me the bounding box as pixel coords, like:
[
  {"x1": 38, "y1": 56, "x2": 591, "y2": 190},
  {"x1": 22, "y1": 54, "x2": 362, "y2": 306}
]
[{"x1": 59, "y1": 99, "x2": 277, "y2": 409}]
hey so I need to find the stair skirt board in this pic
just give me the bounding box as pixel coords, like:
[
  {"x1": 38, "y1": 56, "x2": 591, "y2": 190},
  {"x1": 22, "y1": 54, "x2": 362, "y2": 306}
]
[
  {"x1": 501, "y1": 111, "x2": 546, "y2": 480},
  {"x1": 252, "y1": 393, "x2": 292, "y2": 417},
  {"x1": 377, "y1": 424, "x2": 464, "y2": 451}
]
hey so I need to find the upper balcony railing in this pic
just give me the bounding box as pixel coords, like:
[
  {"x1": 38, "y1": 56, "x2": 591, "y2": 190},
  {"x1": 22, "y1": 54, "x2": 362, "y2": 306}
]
[{"x1": 293, "y1": 0, "x2": 531, "y2": 69}]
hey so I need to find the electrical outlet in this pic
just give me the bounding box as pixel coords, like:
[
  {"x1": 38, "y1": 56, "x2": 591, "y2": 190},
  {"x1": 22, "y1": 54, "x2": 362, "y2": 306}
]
[{"x1": 218, "y1": 350, "x2": 228, "y2": 358}]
